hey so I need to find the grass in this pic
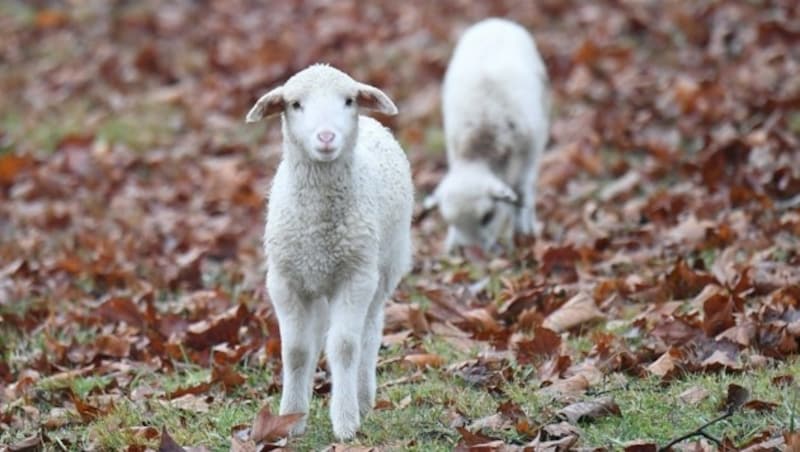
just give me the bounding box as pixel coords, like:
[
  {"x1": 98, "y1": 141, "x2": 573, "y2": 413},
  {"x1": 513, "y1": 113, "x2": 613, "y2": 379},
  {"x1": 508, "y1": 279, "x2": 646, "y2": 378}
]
[{"x1": 3, "y1": 320, "x2": 798, "y2": 451}]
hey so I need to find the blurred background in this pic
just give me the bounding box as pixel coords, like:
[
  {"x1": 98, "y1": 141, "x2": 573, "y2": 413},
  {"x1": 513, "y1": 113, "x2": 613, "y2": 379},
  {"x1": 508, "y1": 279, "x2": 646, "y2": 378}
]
[
  {"x1": 1, "y1": 0, "x2": 800, "y2": 449},
  {"x1": 2, "y1": 0, "x2": 797, "y2": 294}
]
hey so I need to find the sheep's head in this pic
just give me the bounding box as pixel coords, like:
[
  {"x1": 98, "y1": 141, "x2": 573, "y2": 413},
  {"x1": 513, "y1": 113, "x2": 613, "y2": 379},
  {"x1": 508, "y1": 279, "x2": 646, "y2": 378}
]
[
  {"x1": 246, "y1": 64, "x2": 397, "y2": 162},
  {"x1": 424, "y1": 164, "x2": 518, "y2": 251}
]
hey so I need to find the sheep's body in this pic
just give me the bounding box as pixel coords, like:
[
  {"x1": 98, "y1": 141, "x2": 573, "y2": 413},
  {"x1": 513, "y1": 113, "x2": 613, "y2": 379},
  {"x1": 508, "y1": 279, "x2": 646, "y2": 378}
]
[
  {"x1": 431, "y1": 18, "x2": 550, "y2": 251},
  {"x1": 247, "y1": 64, "x2": 412, "y2": 440}
]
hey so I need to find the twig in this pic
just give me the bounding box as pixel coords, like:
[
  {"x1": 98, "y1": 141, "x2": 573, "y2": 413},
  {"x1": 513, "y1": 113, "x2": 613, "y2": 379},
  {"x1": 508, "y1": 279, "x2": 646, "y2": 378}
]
[
  {"x1": 585, "y1": 382, "x2": 630, "y2": 397},
  {"x1": 659, "y1": 411, "x2": 731, "y2": 451}
]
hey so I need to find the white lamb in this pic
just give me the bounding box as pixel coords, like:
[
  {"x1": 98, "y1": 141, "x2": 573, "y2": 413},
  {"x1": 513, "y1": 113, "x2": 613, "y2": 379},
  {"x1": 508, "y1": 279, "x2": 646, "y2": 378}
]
[
  {"x1": 425, "y1": 18, "x2": 550, "y2": 252},
  {"x1": 245, "y1": 64, "x2": 413, "y2": 440}
]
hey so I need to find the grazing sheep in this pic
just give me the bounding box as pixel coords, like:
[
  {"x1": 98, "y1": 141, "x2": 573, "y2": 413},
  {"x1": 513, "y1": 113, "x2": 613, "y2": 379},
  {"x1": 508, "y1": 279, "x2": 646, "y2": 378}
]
[
  {"x1": 425, "y1": 18, "x2": 550, "y2": 252},
  {"x1": 246, "y1": 64, "x2": 413, "y2": 440}
]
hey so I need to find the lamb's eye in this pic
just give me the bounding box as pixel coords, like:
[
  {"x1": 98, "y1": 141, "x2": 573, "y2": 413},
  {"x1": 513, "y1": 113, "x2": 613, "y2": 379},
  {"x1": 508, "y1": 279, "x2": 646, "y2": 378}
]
[
  {"x1": 291, "y1": 101, "x2": 302, "y2": 110},
  {"x1": 480, "y1": 209, "x2": 495, "y2": 226},
  {"x1": 345, "y1": 97, "x2": 353, "y2": 107}
]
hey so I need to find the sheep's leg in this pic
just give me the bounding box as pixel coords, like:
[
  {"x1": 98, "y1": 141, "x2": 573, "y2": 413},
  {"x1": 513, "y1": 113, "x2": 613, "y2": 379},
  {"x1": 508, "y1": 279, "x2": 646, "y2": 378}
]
[
  {"x1": 444, "y1": 226, "x2": 464, "y2": 254},
  {"x1": 327, "y1": 271, "x2": 378, "y2": 440},
  {"x1": 358, "y1": 282, "x2": 387, "y2": 416},
  {"x1": 516, "y1": 165, "x2": 539, "y2": 236},
  {"x1": 268, "y1": 272, "x2": 324, "y2": 436}
]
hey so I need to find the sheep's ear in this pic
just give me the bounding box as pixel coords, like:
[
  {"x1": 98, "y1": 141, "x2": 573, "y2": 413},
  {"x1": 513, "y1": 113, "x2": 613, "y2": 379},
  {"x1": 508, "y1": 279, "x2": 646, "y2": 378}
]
[
  {"x1": 246, "y1": 86, "x2": 285, "y2": 123},
  {"x1": 414, "y1": 192, "x2": 439, "y2": 225},
  {"x1": 356, "y1": 83, "x2": 398, "y2": 116},
  {"x1": 489, "y1": 182, "x2": 519, "y2": 206}
]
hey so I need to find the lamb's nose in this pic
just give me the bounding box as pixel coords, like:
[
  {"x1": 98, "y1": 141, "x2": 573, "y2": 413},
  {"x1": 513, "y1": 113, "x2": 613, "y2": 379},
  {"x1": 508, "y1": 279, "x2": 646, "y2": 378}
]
[{"x1": 317, "y1": 130, "x2": 335, "y2": 144}]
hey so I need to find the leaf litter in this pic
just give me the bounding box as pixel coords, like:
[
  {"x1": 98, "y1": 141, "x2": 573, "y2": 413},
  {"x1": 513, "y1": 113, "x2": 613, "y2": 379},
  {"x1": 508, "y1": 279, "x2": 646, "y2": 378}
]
[{"x1": 1, "y1": 0, "x2": 800, "y2": 450}]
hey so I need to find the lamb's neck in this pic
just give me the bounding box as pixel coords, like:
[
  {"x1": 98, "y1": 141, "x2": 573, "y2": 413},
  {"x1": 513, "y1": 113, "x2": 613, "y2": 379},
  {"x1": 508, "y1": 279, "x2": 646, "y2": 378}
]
[{"x1": 287, "y1": 149, "x2": 355, "y2": 192}]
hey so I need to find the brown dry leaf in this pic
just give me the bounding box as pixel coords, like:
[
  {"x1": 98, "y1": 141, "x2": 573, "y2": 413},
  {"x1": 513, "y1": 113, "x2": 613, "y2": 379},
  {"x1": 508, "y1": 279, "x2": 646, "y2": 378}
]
[
  {"x1": 229, "y1": 435, "x2": 257, "y2": 452},
  {"x1": 543, "y1": 292, "x2": 604, "y2": 333},
  {"x1": 212, "y1": 364, "x2": 246, "y2": 392},
  {"x1": 740, "y1": 436, "x2": 786, "y2": 452},
  {"x1": 515, "y1": 326, "x2": 561, "y2": 364},
  {"x1": 666, "y1": 259, "x2": 717, "y2": 299},
  {"x1": 785, "y1": 431, "x2": 800, "y2": 452},
  {"x1": 95, "y1": 334, "x2": 131, "y2": 358},
  {"x1": 702, "y1": 294, "x2": 736, "y2": 337},
  {"x1": 666, "y1": 214, "x2": 715, "y2": 244},
  {"x1": 381, "y1": 329, "x2": 411, "y2": 346},
  {"x1": 126, "y1": 426, "x2": 161, "y2": 443},
  {"x1": 623, "y1": 441, "x2": 658, "y2": 452},
  {"x1": 184, "y1": 304, "x2": 248, "y2": 350},
  {"x1": 8, "y1": 433, "x2": 42, "y2": 452},
  {"x1": 158, "y1": 427, "x2": 185, "y2": 452},
  {"x1": 455, "y1": 426, "x2": 498, "y2": 447},
  {"x1": 743, "y1": 399, "x2": 779, "y2": 413},
  {"x1": 71, "y1": 391, "x2": 105, "y2": 423},
  {"x1": 721, "y1": 384, "x2": 749, "y2": 413},
  {"x1": 165, "y1": 394, "x2": 210, "y2": 413},
  {"x1": 538, "y1": 373, "x2": 592, "y2": 401},
  {"x1": 403, "y1": 353, "x2": 444, "y2": 368},
  {"x1": 527, "y1": 422, "x2": 580, "y2": 450},
  {"x1": 0, "y1": 153, "x2": 34, "y2": 186},
  {"x1": 647, "y1": 347, "x2": 682, "y2": 378},
  {"x1": 557, "y1": 396, "x2": 621, "y2": 424},
  {"x1": 701, "y1": 349, "x2": 742, "y2": 372},
  {"x1": 772, "y1": 375, "x2": 795, "y2": 387},
  {"x1": 34, "y1": 9, "x2": 68, "y2": 28},
  {"x1": 251, "y1": 404, "x2": 303, "y2": 443},
  {"x1": 678, "y1": 386, "x2": 710, "y2": 405},
  {"x1": 167, "y1": 382, "x2": 214, "y2": 399}
]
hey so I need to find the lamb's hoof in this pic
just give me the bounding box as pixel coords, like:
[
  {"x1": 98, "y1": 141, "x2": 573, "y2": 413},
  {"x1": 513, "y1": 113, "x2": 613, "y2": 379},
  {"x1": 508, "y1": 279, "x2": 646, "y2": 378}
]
[{"x1": 331, "y1": 411, "x2": 360, "y2": 441}]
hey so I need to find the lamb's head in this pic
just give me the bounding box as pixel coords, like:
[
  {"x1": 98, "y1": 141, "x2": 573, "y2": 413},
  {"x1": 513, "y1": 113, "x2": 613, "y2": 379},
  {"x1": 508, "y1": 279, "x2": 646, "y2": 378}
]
[
  {"x1": 246, "y1": 64, "x2": 398, "y2": 162},
  {"x1": 425, "y1": 164, "x2": 518, "y2": 251}
]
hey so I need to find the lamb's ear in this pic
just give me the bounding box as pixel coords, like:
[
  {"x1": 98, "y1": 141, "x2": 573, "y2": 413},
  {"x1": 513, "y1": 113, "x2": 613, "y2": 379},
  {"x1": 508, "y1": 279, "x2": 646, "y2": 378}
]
[
  {"x1": 246, "y1": 86, "x2": 285, "y2": 123},
  {"x1": 489, "y1": 181, "x2": 519, "y2": 206},
  {"x1": 414, "y1": 192, "x2": 439, "y2": 224},
  {"x1": 356, "y1": 83, "x2": 398, "y2": 116}
]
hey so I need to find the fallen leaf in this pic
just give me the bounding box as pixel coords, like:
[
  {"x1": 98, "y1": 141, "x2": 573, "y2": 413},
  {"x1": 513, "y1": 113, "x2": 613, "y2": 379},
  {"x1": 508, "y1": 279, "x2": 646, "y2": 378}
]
[
  {"x1": 515, "y1": 326, "x2": 562, "y2": 364},
  {"x1": 403, "y1": 353, "x2": 444, "y2": 368},
  {"x1": 251, "y1": 404, "x2": 303, "y2": 443},
  {"x1": 785, "y1": 431, "x2": 800, "y2": 452},
  {"x1": 743, "y1": 399, "x2": 779, "y2": 413},
  {"x1": 623, "y1": 441, "x2": 658, "y2": 452},
  {"x1": 158, "y1": 427, "x2": 185, "y2": 452},
  {"x1": 8, "y1": 433, "x2": 42, "y2": 452},
  {"x1": 543, "y1": 292, "x2": 604, "y2": 333},
  {"x1": 165, "y1": 394, "x2": 210, "y2": 413},
  {"x1": 679, "y1": 386, "x2": 710, "y2": 405},
  {"x1": 455, "y1": 426, "x2": 497, "y2": 447},
  {"x1": 721, "y1": 384, "x2": 749, "y2": 413},
  {"x1": 647, "y1": 347, "x2": 683, "y2": 379},
  {"x1": 557, "y1": 396, "x2": 621, "y2": 424}
]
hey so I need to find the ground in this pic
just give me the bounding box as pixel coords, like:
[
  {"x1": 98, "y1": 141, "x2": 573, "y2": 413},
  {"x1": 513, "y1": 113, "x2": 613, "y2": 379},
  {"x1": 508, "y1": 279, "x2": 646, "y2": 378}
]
[{"x1": 1, "y1": 1, "x2": 800, "y2": 451}]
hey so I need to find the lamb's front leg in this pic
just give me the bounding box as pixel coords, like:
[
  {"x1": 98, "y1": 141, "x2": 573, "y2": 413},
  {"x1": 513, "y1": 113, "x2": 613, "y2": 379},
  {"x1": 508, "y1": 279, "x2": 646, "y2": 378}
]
[
  {"x1": 516, "y1": 170, "x2": 539, "y2": 236},
  {"x1": 268, "y1": 271, "x2": 325, "y2": 436},
  {"x1": 327, "y1": 271, "x2": 378, "y2": 440}
]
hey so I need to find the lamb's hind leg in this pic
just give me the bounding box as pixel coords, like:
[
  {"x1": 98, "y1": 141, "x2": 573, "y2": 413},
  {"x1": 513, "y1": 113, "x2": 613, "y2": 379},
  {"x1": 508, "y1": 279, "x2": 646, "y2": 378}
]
[
  {"x1": 268, "y1": 271, "x2": 325, "y2": 436},
  {"x1": 358, "y1": 281, "x2": 387, "y2": 416},
  {"x1": 327, "y1": 270, "x2": 378, "y2": 440}
]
